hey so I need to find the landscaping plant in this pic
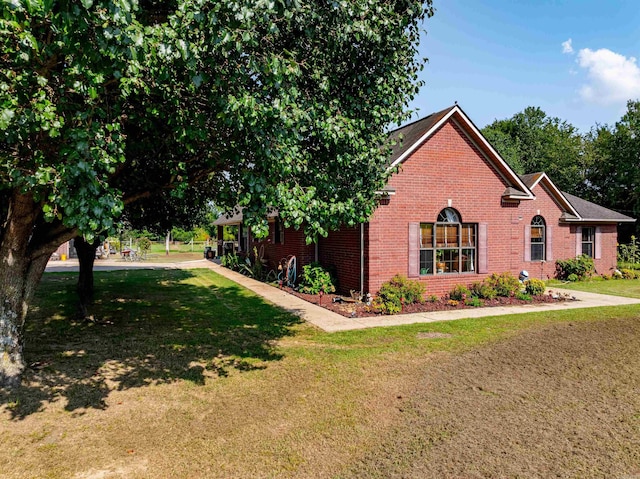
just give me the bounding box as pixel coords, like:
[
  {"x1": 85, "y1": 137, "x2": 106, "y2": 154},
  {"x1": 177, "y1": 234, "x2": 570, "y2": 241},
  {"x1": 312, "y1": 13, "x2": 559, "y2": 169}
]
[
  {"x1": 556, "y1": 255, "x2": 595, "y2": 281},
  {"x1": 298, "y1": 263, "x2": 336, "y2": 295},
  {"x1": 373, "y1": 275, "x2": 426, "y2": 315}
]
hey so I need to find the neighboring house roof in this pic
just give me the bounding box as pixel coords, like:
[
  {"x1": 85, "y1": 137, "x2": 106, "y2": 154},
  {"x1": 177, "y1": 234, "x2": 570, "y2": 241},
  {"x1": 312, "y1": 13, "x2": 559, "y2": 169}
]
[
  {"x1": 387, "y1": 104, "x2": 534, "y2": 200},
  {"x1": 562, "y1": 192, "x2": 635, "y2": 223}
]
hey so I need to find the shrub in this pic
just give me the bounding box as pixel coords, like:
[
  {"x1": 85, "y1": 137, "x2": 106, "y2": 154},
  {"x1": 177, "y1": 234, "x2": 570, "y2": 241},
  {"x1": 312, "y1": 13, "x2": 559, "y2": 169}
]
[
  {"x1": 221, "y1": 252, "x2": 242, "y2": 270},
  {"x1": 485, "y1": 272, "x2": 520, "y2": 297},
  {"x1": 555, "y1": 255, "x2": 594, "y2": 281},
  {"x1": 470, "y1": 280, "x2": 497, "y2": 300},
  {"x1": 567, "y1": 273, "x2": 579, "y2": 282},
  {"x1": 464, "y1": 297, "x2": 483, "y2": 307},
  {"x1": 449, "y1": 284, "x2": 470, "y2": 301},
  {"x1": 373, "y1": 274, "x2": 426, "y2": 315},
  {"x1": 621, "y1": 268, "x2": 640, "y2": 279},
  {"x1": 515, "y1": 291, "x2": 532, "y2": 301},
  {"x1": 524, "y1": 278, "x2": 546, "y2": 296},
  {"x1": 427, "y1": 294, "x2": 439, "y2": 303},
  {"x1": 298, "y1": 263, "x2": 336, "y2": 294}
]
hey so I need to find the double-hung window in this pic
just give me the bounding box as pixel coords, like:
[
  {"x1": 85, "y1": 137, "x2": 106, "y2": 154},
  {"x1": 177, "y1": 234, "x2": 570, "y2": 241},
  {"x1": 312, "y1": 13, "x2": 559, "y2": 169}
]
[
  {"x1": 419, "y1": 208, "x2": 476, "y2": 275},
  {"x1": 530, "y1": 216, "x2": 546, "y2": 261},
  {"x1": 581, "y1": 227, "x2": 594, "y2": 257}
]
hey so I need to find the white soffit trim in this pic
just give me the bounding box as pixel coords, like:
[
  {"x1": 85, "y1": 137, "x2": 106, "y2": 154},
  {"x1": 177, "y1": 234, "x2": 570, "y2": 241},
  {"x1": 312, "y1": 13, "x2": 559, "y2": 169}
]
[
  {"x1": 387, "y1": 105, "x2": 534, "y2": 200},
  {"x1": 536, "y1": 173, "x2": 581, "y2": 218},
  {"x1": 387, "y1": 108, "x2": 455, "y2": 170}
]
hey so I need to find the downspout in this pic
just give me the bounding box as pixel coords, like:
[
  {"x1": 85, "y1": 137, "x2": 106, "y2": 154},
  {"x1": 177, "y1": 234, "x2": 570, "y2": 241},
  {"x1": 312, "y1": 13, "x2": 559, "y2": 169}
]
[{"x1": 360, "y1": 223, "x2": 364, "y2": 294}]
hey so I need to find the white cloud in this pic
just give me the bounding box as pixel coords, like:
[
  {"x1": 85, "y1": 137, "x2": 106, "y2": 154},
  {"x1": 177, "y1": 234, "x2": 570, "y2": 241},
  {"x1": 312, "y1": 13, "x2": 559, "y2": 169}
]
[
  {"x1": 576, "y1": 48, "x2": 640, "y2": 105},
  {"x1": 562, "y1": 39, "x2": 574, "y2": 54}
]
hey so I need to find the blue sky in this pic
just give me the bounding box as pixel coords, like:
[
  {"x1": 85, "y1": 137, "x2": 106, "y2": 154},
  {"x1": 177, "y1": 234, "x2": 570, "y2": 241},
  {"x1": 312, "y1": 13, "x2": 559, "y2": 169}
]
[{"x1": 409, "y1": 0, "x2": 640, "y2": 132}]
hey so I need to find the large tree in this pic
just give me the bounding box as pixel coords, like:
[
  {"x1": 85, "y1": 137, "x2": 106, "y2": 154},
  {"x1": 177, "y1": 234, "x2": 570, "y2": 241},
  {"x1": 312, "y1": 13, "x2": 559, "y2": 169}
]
[
  {"x1": 0, "y1": 0, "x2": 433, "y2": 387},
  {"x1": 482, "y1": 106, "x2": 589, "y2": 195},
  {"x1": 586, "y1": 100, "x2": 640, "y2": 236}
]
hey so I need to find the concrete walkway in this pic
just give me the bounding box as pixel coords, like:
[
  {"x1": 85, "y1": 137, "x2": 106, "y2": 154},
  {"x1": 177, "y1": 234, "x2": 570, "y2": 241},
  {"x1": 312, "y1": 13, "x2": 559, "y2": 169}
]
[{"x1": 46, "y1": 258, "x2": 640, "y2": 332}]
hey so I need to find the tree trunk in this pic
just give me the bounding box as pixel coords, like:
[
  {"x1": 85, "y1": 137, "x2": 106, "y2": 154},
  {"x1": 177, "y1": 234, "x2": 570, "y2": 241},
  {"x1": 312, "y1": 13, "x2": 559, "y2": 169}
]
[
  {"x1": 0, "y1": 192, "x2": 75, "y2": 388},
  {"x1": 74, "y1": 236, "x2": 99, "y2": 320}
]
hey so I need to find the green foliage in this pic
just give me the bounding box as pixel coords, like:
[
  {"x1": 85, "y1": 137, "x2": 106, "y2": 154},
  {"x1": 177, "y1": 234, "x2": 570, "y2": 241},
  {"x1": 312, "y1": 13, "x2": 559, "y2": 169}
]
[
  {"x1": 481, "y1": 106, "x2": 589, "y2": 195},
  {"x1": 449, "y1": 284, "x2": 471, "y2": 301},
  {"x1": 373, "y1": 274, "x2": 426, "y2": 315},
  {"x1": 556, "y1": 255, "x2": 595, "y2": 281},
  {"x1": 298, "y1": 263, "x2": 336, "y2": 295},
  {"x1": 220, "y1": 252, "x2": 242, "y2": 271},
  {"x1": 620, "y1": 269, "x2": 640, "y2": 280},
  {"x1": 0, "y1": 0, "x2": 435, "y2": 248},
  {"x1": 524, "y1": 278, "x2": 546, "y2": 296},
  {"x1": 618, "y1": 236, "x2": 640, "y2": 265},
  {"x1": 464, "y1": 296, "x2": 484, "y2": 307},
  {"x1": 515, "y1": 291, "x2": 532, "y2": 302},
  {"x1": 484, "y1": 272, "x2": 521, "y2": 297},
  {"x1": 138, "y1": 237, "x2": 151, "y2": 253},
  {"x1": 587, "y1": 101, "x2": 640, "y2": 236},
  {"x1": 469, "y1": 281, "x2": 498, "y2": 300}
]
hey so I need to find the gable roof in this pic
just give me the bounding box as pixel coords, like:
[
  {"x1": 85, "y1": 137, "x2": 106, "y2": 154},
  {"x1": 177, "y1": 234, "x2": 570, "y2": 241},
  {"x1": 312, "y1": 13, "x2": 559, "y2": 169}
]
[
  {"x1": 521, "y1": 172, "x2": 635, "y2": 223},
  {"x1": 562, "y1": 192, "x2": 635, "y2": 223},
  {"x1": 387, "y1": 105, "x2": 534, "y2": 200}
]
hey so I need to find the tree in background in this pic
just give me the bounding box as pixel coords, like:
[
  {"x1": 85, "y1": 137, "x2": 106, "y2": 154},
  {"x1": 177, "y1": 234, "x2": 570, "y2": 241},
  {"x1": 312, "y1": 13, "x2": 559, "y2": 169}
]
[
  {"x1": 482, "y1": 107, "x2": 590, "y2": 195},
  {"x1": 586, "y1": 100, "x2": 640, "y2": 236},
  {"x1": 0, "y1": 0, "x2": 433, "y2": 387}
]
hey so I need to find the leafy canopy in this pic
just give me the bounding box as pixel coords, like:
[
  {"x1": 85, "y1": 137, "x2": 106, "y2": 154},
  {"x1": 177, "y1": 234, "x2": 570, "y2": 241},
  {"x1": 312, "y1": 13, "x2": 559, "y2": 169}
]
[{"x1": 1, "y1": 0, "x2": 433, "y2": 242}]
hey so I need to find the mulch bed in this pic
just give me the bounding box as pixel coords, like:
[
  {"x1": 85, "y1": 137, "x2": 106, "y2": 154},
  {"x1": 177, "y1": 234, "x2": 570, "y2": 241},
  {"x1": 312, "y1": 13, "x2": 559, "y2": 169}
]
[{"x1": 282, "y1": 287, "x2": 568, "y2": 318}]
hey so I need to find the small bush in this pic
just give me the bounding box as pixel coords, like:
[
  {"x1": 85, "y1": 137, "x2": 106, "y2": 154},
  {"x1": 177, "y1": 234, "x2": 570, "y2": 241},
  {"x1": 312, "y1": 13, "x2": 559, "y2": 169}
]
[
  {"x1": 447, "y1": 299, "x2": 459, "y2": 307},
  {"x1": 464, "y1": 297, "x2": 484, "y2": 307},
  {"x1": 556, "y1": 255, "x2": 594, "y2": 281},
  {"x1": 221, "y1": 252, "x2": 242, "y2": 270},
  {"x1": 449, "y1": 284, "x2": 470, "y2": 301},
  {"x1": 621, "y1": 268, "x2": 640, "y2": 280},
  {"x1": 567, "y1": 273, "x2": 579, "y2": 282},
  {"x1": 427, "y1": 294, "x2": 439, "y2": 303},
  {"x1": 524, "y1": 278, "x2": 546, "y2": 296},
  {"x1": 298, "y1": 263, "x2": 336, "y2": 294},
  {"x1": 515, "y1": 291, "x2": 532, "y2": 301},
  {"x1": 373, "y1": 274, "x2": 426, "y2": 315},
  {"x1": 470, "y1": 281, "x2": 497, "y2": 300},
  {"x1": 601, "y1": 274, "x2": 612, "y2": 281},
  {"x1": 485, "y1": 272, "x2": 521, "y2": 297}
]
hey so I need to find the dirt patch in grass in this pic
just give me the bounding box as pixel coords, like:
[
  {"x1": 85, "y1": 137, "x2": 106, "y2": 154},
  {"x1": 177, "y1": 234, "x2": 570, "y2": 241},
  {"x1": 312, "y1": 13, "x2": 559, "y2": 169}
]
[{"x1": 346, "y1": 316, "x2": 640, "y2": 478}]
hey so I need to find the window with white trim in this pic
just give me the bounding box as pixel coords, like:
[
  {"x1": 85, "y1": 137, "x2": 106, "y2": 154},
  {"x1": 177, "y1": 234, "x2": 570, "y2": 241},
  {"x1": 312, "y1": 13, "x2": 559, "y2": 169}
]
[
  {"x1": 530, "y1": 216, "x2": 546, "y2": 261},
  {"x1": 581, "y1": 227, "x2": 594, "y2": 257},
  {"x1": 419, "y1": 208, "x2": 476, "y2": 275}
]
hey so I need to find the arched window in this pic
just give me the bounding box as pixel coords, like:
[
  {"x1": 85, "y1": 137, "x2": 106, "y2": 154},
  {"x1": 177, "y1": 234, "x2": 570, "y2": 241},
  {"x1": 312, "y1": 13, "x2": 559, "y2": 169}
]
[
  {"x1": 419, "y1": 208, "x2": 476, "y2": 275},
  {"x1": 530, "y1": 216, "x2": 546, "y2": 261}
]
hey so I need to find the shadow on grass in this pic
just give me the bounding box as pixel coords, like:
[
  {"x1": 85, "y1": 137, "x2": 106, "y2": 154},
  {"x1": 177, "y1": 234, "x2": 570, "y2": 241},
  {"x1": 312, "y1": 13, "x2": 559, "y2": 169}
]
[{"x1": 1, "y1": 269, "x2": 302, "y2": 419}]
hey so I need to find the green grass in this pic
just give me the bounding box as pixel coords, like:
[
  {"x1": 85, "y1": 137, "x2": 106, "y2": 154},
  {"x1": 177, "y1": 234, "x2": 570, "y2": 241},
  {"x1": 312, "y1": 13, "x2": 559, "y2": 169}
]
[
  {"x1": 2, "y1": 269, "x2": 640, "y2": 478},
  {"x1": 548, "y1": 277, "x2": 640, "y2": 298}
]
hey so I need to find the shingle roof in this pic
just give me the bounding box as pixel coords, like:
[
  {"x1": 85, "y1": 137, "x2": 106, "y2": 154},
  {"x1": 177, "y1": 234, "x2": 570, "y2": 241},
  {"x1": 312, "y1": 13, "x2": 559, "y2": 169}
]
[
  {"x1": 519, "y1": 173, "x2": 543, "y2": 189},
  {"x1": 561, "y1": 192, "x2": 635, "y2": 223},
  {"x1": 386, "y1": 106, "x2": 456, "y2": 165}
]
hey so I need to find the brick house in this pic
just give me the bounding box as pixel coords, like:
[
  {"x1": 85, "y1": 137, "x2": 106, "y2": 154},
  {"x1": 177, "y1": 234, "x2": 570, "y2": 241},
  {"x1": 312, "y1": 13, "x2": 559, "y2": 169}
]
[{"x1": 215, "y1": 105, "x2": 634, "y2": 296}]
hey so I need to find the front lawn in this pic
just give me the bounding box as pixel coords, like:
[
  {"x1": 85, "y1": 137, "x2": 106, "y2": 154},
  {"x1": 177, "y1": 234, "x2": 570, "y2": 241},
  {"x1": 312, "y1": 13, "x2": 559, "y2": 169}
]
[
  {"x1": 1, "y1": 269, "x2": 639, "y2": 478},
  {"x1": 548, "y1": 277, "x2": 640, "y2": 298}
]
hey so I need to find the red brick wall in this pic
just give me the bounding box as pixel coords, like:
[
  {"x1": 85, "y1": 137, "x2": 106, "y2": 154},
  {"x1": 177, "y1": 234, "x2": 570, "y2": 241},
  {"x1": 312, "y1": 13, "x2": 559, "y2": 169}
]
[
  {"x1": 363, "y1": 120, "x2": 620, "y2": 296},
  {"x1": 318, "y1": 225, "x2": 363, "y2": 294},
  {"x1": 250, "y1": 222, "x2": 315, "y2": 278}
]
